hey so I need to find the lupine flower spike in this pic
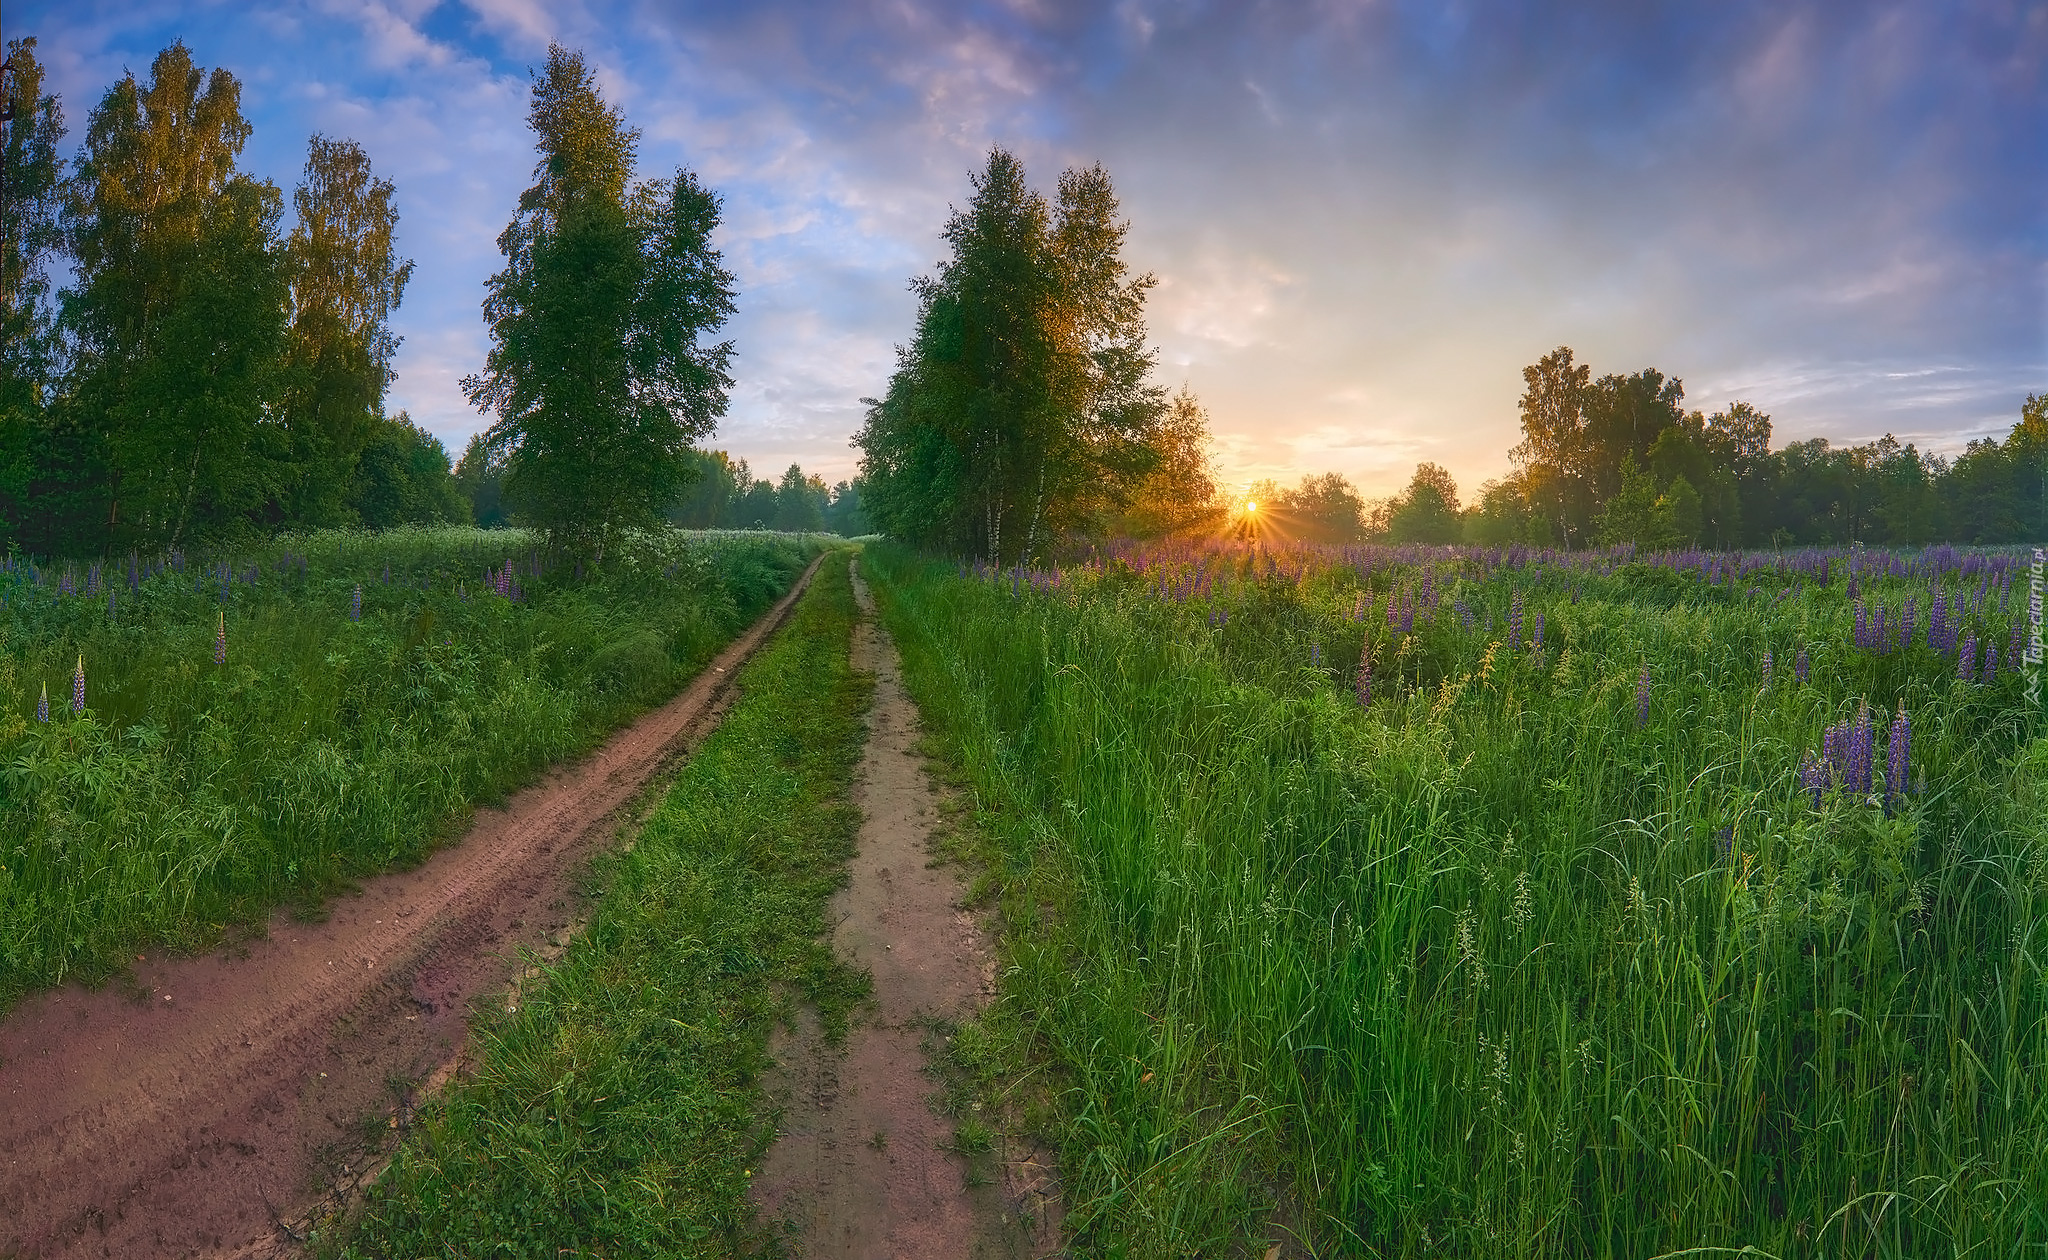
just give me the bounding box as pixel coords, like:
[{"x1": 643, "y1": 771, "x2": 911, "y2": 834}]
[
  {"x1": 1761, "y1": 648, "x2": 1773, "y2": 688},
  {"x1": 1635, "y1": 664, "x2": 1651, "y2": 727},
  {"x1": 351, "y1": 584, "x2": 363, "y2": 622},
  {"x1": 1885, "y1": 704, "x2": 1911, "y2": 808},
  {"x1": 72, "y1": 656, "x2": 85, "y2": 713},
  {"x1": 214, "y1": 610, "x2": 227, "y2": 665},
  {"x1": 36, "y1": 683, "x2": 49, "y2": 723}
]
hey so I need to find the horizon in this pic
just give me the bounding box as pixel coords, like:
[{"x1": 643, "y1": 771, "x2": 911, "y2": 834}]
[{"x1": 13, "y1": 0, "x2": 2043, "y2": 501}]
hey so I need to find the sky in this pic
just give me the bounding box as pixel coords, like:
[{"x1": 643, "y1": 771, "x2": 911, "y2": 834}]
[{"x1": 10, "y1": 0, "x2": 2044, "y2": 501}]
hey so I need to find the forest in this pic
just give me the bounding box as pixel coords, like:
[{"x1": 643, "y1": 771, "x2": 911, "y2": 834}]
[{"x1": 0, "y1": 38, "x2": 852, "y2": 557}]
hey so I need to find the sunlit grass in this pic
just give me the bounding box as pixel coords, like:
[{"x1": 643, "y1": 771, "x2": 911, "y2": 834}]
[{"x1": 870, "y1": 541, "x2": 2048, "y2": 1257}]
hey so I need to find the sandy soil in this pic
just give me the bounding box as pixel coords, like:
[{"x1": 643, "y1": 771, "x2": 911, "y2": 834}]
[
  {"x1": 751, "y1": 560, "x2": 1061, "y2": 1260},
  {"x1": 0, "y1": 554, "x2": 825, "y2": 1260}
]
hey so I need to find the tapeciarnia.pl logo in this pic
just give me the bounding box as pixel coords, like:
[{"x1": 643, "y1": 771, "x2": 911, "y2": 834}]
[{"x1": 2029, "y1": 548, "x2": 2044, "y2": 710}]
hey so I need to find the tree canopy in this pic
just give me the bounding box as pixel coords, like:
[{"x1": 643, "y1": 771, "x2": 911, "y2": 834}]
[
  {"x1": 856, "y1": 147, "x2": 1170, "y2": 561},
  {"x1": 463, "y1": 44, "x2": 736, "y2": 557},
  {"x1": 3, "y1": 39, "x2": 462, "y2": 553}
]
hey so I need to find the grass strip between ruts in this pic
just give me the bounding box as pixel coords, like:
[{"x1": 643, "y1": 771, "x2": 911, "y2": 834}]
[{"x1": 327, "y1": 548, "x2": 870, "y2": 1257}]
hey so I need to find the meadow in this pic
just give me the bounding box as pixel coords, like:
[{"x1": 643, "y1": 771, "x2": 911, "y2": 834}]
[
  {"x1": 866, "y1": 540, "x2": 2048, "y2": 1258},
  {"x1": 0, "y1": 527, "x2": 824, "y2": 1008}
]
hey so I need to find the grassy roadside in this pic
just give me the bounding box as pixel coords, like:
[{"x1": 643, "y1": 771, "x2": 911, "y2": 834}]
[
  {"x1": 864, "y1": 541, "x2": 2048, "y2": 1258},
  {"x1": 1, "y1": 528, "x2": 826, "y2": 1008},
  {"x1": 325, "y1": 548, "x2": 869, "y2": 1257}
]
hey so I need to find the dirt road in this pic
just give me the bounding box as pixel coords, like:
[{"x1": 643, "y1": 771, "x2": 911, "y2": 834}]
[
  {"x1": 752, "y1": 560, "x2": 1060, "y2": 1259},
  {"x1": 0, "y1": 555, "x2": 825, "y2": 1259}
]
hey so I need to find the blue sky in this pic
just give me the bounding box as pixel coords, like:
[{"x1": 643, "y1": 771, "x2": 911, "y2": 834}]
[{"x1": 11, "y1": 0, "x2": 2043, "y2": 500}]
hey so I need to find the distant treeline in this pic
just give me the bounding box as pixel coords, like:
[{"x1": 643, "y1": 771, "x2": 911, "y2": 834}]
[
  {"x1": 1462, "y1": 348, "x2": 2048, "y2": 549},
  {"x1": 1243, "y1": 352, "x2": 2048, "y2": 549},
  {"x1": 457, "y1": 440, "x2": 866, "y2": 535}
]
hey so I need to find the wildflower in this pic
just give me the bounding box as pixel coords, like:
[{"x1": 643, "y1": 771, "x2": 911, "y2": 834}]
[
  {"x1": 1848, "y1": 702, "x2": 1874, "y2": 792},
  {"x1": 350, "y1": 584, "x2": 363, "y2": 621},
  {"x1": 1355, "y1": 644, "x2": 1372, "y2": 707},
  {"x1": 1635, "y1": 664, "x2": 1651, "y2": 726},
  {"x1": 1957, "y1": 635, "x2": 1977, "y2": 683},
  {"x1": 37, "y1": 683, "x2": 49, "y2": 723},
  {"x1": 215, "y1": 610, "x2": 227, "y2": 665},
  {"x1": 1885, "y1": 705, "x2": 1911, "y2": 806},
  {"x1": 1799, "y1": 750, "x2": 1825, "y2": 807},
  {"x1": 1531, "y1": 611, "x2": 1545, "y2": 651},
  {"x1": 1311, "y1": 642, "x2": 1323, "y2": 671},
  {"x1": 1986, "y1": 643, "x2": 2000, "y2": 680},
  {"x1": 72, "y1": 656, "x2": 85, "y2": 713},
  {"x1": 1509, "y1": 591, "x2": 1524, "y2": 648},
  {"x1": 1761, "y1": 648, "x2": 1773, "y2": 688},
  {"x1": 1794, "y1": 644, "x2": 1809, "y2": 683}
]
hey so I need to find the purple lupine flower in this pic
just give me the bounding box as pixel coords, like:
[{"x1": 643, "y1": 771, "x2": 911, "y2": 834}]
[
  {"x1": 1986, "y1": 644, "x2": 2000, "y2": 680},
  {"x1": 1509, "y1": 591, "x2": 1524, "y2": 648},
  {"x1": 1957, "y1": 635, "x2": 1977, "y2": 682},
  {"x1": 1531, "y1": 611, "x2": 1545, "y2": 651},
  {"x1": 1799, "y1": 751, "x2": 1825, "y2": 807},
  {"x1": 351, "y1": 584, "x2": 363, "y2": 621},
  {"x1": 2010, "y1": 620, "x2": 2025, "y2": 670},
  {"x1": 1849, "y1": 702, "x2": 1874, "y2": 793},
  {"x1": 1885, "y1": 705, "x2": 1911, "y2": 806},
  {"x1": 1311, "y1": 642, "x2": 1323, "y2": 671},
  {"x1": 36, "y1": 683, "x2": 49, "y2": 724},
  {"x1": 1762, "y1": 648, "x2": 1773, "y2": 687},
  {"x1": 71, "y1": 656, "x2": 85, "y2": 714},
  {"x1": 215, "y1": 611, "x2": 227, "y2": 666},
  {"x1": 1795, "y1": 645, "x2": 1809, "y2": 683},
  {"x1": 1636, "y1": 664, "x2": 1651, "y2": 727},
  {"x1": 1820, "y1": 722, "x2": 1844, "y2": 787}
]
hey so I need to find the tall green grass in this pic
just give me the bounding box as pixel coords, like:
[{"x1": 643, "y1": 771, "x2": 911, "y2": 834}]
[
  {"x1": 330, "y1": 549, "x2": 869, "y2": 1257},
  {"x1": 869, "y1": 544, "x2": 2048, "y2": 1257},
  {"x1": 0, "y1": 527, "x2": 824, "y2": 1007}
]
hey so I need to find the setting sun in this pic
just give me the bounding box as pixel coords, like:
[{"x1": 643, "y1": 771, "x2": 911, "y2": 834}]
[{"x1": 1244, "y1": 500, "x2": 1258, "y2": 513}]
